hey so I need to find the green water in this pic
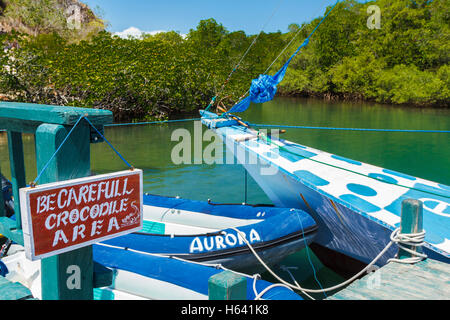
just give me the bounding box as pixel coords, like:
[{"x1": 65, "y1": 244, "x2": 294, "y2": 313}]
[{"x1": 1, "y1": 97, "x2": 449, "y2": 299}]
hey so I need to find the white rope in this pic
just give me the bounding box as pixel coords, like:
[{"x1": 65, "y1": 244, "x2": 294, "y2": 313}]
[
  {"x1": 229, "y1": 227, "x2": 427, "y2": 296},
  {"x1": 97, "y1": 225, "x2": 427, "y2": 299}
]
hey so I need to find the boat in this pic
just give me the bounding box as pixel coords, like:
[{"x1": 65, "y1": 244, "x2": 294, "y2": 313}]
[
  {"x1": 200, "y1": 110, "x2": 450, "y2": 267},
  {"x1": 1, "y1": 241, "x2": 303, "y2": 300},
  {"x1": 101, "y1": 193, "x2": 318, "y2": 272}
]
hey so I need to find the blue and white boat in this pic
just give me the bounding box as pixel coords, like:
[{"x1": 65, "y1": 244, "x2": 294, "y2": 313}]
[
  {"x1": 200, "y1": 110, "x2": 450, "y2": 267},
  {"x1": 101, "y1": 194, "x2": 317, "y2": 271}
]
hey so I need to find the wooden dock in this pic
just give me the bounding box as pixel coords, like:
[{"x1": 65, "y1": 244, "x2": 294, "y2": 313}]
[{"x1": 327, "y1": 258, "x2": 450, "y2": 300}]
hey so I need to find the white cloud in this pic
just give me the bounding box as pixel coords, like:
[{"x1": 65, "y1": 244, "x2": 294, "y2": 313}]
[
  {"x1": 113, "y1": 27, "x2": 166, "y2": 39},
  {"x1": 113, "y1": 27, "x2": 186, "y2": 39}
]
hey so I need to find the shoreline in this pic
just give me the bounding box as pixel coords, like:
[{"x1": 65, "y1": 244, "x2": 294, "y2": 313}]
[{"x1": 1, "y1": 92, "x2": 449, "y2": 124}]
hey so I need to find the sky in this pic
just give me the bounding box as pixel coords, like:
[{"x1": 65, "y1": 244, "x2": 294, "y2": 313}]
[{"x1": 81, "y1": 0, "x2": 341, "y2": 38}]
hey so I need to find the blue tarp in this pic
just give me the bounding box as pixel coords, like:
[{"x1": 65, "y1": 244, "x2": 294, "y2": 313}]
[{"x1": 227, "y1": 1, "x2": 339, "y2": 114}]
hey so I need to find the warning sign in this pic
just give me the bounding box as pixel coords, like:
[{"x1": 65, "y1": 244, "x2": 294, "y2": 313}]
[{"x1": 19, "y1": 170, "x2": 143, "y2": 260}]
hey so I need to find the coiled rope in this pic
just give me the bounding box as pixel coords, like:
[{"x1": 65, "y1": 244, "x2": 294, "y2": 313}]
[
  {"x1": 388, "y1": 229, "x2": 427, "y2": 264},
  {"x1": 229, "y1": 224, "x2": 427, "y2": 297}
]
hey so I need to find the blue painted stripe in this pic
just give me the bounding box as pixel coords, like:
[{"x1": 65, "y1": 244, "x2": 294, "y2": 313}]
[
  {"x1": 368, "y1": 173, "x2": 398, "y2": 185},
  {"x1": 294, "y1": 170, "x2": 330, "y2": 187},
  {"x1": 279, "y1": 146, "x2": 317, "y2": 162},
  {"x1": 346, "y1": 183, "x2": 377, "y2": 197},
  {"x1": 339, "y1": 194, "x2": 381, "y2": 213},
  {"x1": 382, "y1": 169, "x2": 416, "y2": 181},
  {"x1": 331, "y1": 154, "x2": 362, "y2": 166}
]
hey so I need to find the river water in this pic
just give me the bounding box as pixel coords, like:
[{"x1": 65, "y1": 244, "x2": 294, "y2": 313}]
[{"x1": 1, "y1": 97, "x2": 449, "y2": 299}]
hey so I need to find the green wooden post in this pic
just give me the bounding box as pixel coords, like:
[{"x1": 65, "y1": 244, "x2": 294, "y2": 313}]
[
  {"x1": 35, "y1": 122, "x2": 93, "y2": 300},
  {"x1": 208, "y1": 271, "x2": 247, "y2": 300},
  {"x1": 399, "y1": 199, "x2": 424, "y2": 260},
  {"x1": 7, "y1": 131, "x2": 27, "y2": 228}
]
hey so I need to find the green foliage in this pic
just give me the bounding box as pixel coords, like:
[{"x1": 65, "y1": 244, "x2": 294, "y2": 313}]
[
  {"x1": 278, "y1": 0, "x2": 449, "y2": 106},
  {"x1": 375, "y1": 64, "x2": 446, "y2": 105},
  {"x1": 0, "y1": 19, "x2": 286, "y2": 121},
  {"x1": 0, "y1": 0, "x2": 448, "y2": 121},
  {"x1": 0, "y1": 0, "x2": 105, "y2": 41},
  {"x1": 2, "y1": 0, "x2": 67, "y2": 36}
]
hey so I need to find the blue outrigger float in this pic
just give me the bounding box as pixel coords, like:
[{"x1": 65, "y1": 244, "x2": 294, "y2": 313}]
[
  {"x1": 102, "y1": 193, "x2": 317, "y2": 272},
  {"x1": 1, "y1": 188, "x2": 315, "y2": 299}
]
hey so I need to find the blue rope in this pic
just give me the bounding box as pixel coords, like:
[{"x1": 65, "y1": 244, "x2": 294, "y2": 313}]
[
  {"x1": 295, "y1": 210, "x2": 327, "y2": 299},
  {"x1": 244, "y1": 169, "x2": 248, "y2": 204},
  {"x1": 84, "y1": 117, "x2": 133, "y2": 169},
  {"x1": 33, "y1": 115, "x2": 134, "y2": 186},
  {"x1": 104, "y1": 118, "x2": 201, "y2": 127},
  {"x1": 33, "y1": 114, "x2": 86, "y2": 185},
  {"x1": 249, "y1": 123, "x2": 450, "y2": 133}
]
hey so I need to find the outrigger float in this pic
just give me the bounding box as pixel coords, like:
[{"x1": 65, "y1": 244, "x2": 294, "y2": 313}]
[
  {"x1": 200, "y1": 111, "x2": 450, "y2": 267},
  {"x1": 102, "y1": 193, "x2": 317, "y2": 272},
  {"x1": 1, "y1": 241, "x2": 304, "y2": 300}
]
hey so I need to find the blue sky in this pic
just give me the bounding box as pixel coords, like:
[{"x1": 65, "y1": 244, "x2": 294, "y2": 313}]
[{"x1": 82, "y1": 0, "x2": 340, "y2": 36}]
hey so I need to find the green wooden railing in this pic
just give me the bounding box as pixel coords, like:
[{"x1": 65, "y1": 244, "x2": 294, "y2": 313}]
[{"x1": 0, "y1": 102, "x2": 114, "y2": 300}]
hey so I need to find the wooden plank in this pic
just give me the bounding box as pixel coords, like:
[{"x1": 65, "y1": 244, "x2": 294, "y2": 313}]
[
  {"x1": 0, "y1": 102, "x2": 113, "y2": 127},
  {"x1": 35, "y1": 123, "x2": 91, "y2": 183},
  {"x1": 0, "y1": 217, "x2": 24, "y2": 245},
  {"x1": 0, "y1": 102, "x2": 113, "y2": 134},
  {"x1": 0, "y1": 277, "x2": 34, "y2": 300},
  {"x1": 328, "y1": 259, "x2": 450, "y2": 300}
]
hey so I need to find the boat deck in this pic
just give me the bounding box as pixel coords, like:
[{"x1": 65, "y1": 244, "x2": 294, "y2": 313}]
[
  {"x1": 327, "y1": 258, "x2": 450, "y2": 300},
  {"x1": 201, "y1": 110, "x2": 450, "y2": 263}
]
